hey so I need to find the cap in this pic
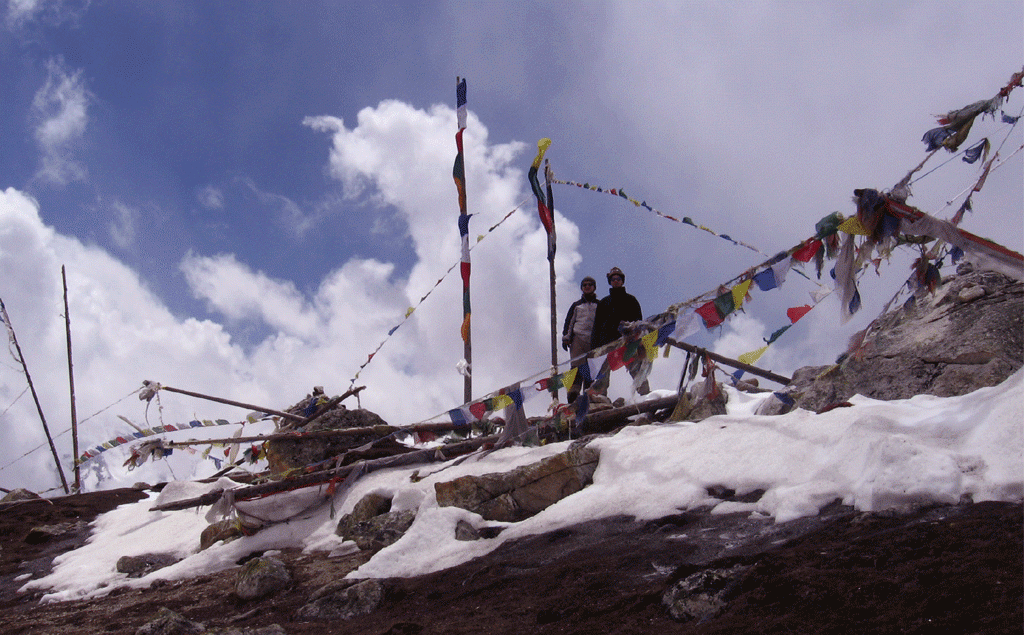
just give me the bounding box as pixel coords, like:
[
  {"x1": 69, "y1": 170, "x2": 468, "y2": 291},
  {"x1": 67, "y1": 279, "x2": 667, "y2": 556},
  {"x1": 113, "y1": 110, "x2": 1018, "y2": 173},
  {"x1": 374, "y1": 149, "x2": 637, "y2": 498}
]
[{"x1": 607, "y1": 267, "x2": 625, "y2": 283}]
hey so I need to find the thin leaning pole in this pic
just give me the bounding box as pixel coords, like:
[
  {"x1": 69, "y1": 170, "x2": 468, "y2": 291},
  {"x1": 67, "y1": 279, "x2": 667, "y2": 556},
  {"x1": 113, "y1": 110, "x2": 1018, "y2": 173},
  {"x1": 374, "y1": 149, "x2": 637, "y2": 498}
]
[
  {"x1": 0, "y1": 298, "x2": 70, "y2": 494},
  {"x1": 61, "y1": 266, "x2": 81, "y2": 493}
]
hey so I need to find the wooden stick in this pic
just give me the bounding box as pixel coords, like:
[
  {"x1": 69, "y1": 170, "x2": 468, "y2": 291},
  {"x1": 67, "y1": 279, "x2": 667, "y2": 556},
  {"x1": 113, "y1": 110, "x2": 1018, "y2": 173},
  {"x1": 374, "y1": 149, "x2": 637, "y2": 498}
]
[
  {"x1": 149, "y1": 434, "x2": 499, "y2": 512},
  {"x1": 153, "y1": 384, "x2": 310, "y2": 424},
  {"x1": 664, "y1": 338, "x2": 792, "y2": 386},
  {"x1": 158, "y1": 420, "x2": 473, "y2": 448},
  {"x1": 0, "y1": 299, "x2": 70, "y2": 494},
  {"x1": 62, "y1": 267, "x2": 81, "y2": 493}
]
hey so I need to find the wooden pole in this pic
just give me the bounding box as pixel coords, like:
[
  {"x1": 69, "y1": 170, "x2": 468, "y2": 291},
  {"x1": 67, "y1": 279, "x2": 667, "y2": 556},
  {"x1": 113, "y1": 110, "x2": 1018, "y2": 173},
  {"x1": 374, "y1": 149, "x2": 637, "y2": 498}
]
[
  {"x1": 455, "y1": 76, "x2": 472, "y2": 404},
  {"x1": 664, "y1": 338, "x2": 792, "y2": 386},
  {"x1": 150, "y1": 433, "x2": 499, "y2": 512},
  {"x1": 153, "y1": 384, "x2": 308, "y2": 423},
  {"x1": 0, "y1": 299, "x2": 70, "y2": 494},
  {"x1": 545, "y1": 160, "x2": 558, "y2": 388},
  {"x1": 61, "y1": 266, "x2": 81, "y2": 493}
]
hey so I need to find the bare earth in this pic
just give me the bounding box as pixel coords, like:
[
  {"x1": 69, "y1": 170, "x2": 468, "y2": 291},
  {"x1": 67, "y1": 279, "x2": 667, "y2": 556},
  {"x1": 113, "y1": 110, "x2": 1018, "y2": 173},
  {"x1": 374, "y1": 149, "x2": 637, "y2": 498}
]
[{"x1": 0, "y1": 488, "x2": 1020, "y2": 634}]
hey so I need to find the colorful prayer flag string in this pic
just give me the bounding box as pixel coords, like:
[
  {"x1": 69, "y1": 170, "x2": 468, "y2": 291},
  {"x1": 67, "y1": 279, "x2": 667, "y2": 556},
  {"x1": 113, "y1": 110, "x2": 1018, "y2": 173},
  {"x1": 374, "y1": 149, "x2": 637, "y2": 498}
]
[{"x1": 551, "y1": 177, "x2": 769, "y2": 257}]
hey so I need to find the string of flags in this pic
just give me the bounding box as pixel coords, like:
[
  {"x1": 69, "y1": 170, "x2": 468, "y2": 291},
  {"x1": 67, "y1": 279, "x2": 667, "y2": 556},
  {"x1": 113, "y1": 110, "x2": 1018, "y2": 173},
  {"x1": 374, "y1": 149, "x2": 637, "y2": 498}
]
[
  {"x1": 75, "y1": 411, "x2": 271, "y2": 466},
  {"x1": 551, "y1": 177, "x2": 768, "y2": 257}
]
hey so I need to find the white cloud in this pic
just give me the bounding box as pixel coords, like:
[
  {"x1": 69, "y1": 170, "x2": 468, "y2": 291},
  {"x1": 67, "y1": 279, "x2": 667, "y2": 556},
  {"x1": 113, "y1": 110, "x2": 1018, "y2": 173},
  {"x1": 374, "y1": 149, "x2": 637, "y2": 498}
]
[
  {"x1": 107, "y1": 200, "x2": 138, "y2": 250},
  {"x1": 196, "y1": 185, "x2": 224, "y2": 210},
  {"x1": 31, "y1": 57, "x2": 90, "y2": 186},
  {"x1": 0, "y1": 101, "x2": 588, "y2": 492}
]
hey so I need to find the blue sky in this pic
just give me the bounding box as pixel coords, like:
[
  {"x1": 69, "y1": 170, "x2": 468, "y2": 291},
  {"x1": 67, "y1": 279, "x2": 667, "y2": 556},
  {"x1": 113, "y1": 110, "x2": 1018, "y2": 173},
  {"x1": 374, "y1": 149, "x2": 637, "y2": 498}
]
[{"x1": 1, "y1": 1, "x2": 1022, "y2": 492}]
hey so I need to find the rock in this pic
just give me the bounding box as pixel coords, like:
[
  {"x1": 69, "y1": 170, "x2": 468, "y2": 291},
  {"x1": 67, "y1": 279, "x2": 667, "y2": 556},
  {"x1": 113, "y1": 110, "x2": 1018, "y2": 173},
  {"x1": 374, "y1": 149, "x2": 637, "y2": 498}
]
[
  {"x1": 434, "y1": 442, "x2": 600, "y2": 522},
  {"x1": 265, "y1": 406, "x2": 391, "y2": 474},
  {"x1": 790, "y1": 268, "x2": 1022, "y2": 412},
  {"x1": 1, "y1": 488, "x2": 41, "y2": 503},
  {"x1": 296, "y1": 578, "x2": 384, "y2": 621},
  {"x1": 135, "y1": 607, "x2": 205, "y2": 635},
  {"x1": 204, "y1": 627, "x2": 287, "y2": 635},
  {"x1": 235, "y1": 556, "x2": 291, "y2": 600},
  {"x1": 662, "y1": 565, "x2": 751, "y2": 622},
  {"x1": 200, "y1": 519, "x2": 244, "y2": 551},
  {"x1": 454, "y1": 519, "x2": 504, "y2": 541},
  {"x1": 339, "y1": 510, "x2": 416, "y2": 551},
  {"x1": 24, "y1": 520, "x2": 88, "y2": 545},
  {"x1": 116, "y1": 553, "x2": 179, "y2": 578}
]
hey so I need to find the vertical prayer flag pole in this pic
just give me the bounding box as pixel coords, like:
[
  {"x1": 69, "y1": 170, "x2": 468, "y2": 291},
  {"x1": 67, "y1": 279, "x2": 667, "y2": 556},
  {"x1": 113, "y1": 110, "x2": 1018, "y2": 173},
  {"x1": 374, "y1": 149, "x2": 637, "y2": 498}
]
[
  {"x1": 544, "y1": 160, "x2": 558, "y2": 381},
  {"x1": 454, "y1": 77, "x2": 472, "y2": 403},
  {"x1": 62, "y1": 266, "x2": 81, "y2": 493},
  {"x1": 528, "y1": 139, "x2": 557, "y2": 396}
]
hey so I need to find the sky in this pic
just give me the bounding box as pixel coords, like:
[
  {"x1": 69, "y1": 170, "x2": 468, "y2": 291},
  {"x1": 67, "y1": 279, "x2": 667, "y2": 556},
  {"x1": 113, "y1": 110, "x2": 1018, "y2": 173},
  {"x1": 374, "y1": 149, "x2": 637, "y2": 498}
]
[
  {"x1": 1, "y1": 1, "x2": 1022, "y2": 493},
  {"x1": 22, "y1": 372, "x2": 1024, "y2": 602}
]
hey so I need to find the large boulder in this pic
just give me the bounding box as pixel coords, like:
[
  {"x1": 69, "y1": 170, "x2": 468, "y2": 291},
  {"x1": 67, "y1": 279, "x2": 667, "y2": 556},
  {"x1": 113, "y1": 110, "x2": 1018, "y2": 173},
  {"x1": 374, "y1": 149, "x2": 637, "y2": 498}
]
[
  {"x1": 235, "y1": 555, "x2": 291, "y2": 600},
  {"x1": 295, "y1": 578, "x2": 384, "y2": 621},
  {"x1": 434, "y1": 442, "x2": 600, "y2": 522},
  {"x1": 790, "y1": 266, "x2": 1022, "y2": 412},
  {"x1": 265, "y1": 397, "x2": 391, "y2": 474}
]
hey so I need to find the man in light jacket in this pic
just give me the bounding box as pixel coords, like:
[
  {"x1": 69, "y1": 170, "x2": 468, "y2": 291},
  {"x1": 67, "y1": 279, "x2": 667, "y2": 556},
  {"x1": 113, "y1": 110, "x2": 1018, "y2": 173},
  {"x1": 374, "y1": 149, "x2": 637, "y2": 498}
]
[{"x1": 561, "y1": 276, "x2": 598, "y2": 402}]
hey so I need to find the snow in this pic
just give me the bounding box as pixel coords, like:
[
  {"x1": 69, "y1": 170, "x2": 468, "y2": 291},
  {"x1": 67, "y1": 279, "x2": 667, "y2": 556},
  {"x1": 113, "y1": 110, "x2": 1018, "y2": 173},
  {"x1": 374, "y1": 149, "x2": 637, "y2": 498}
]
[{"x1": 22, "y1": 368, "x2": 1023, "y2": 603}]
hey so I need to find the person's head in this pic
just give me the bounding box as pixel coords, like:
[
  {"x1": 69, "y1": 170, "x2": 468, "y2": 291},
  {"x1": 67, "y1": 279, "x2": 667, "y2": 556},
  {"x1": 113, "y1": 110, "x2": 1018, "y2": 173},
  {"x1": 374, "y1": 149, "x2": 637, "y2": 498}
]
[
  {"x1": 607, "y1": 267, "x2": 625, "y2": 287},
  {"x1": 580, "y1": 276, "x2": 596, "y2": 293}
]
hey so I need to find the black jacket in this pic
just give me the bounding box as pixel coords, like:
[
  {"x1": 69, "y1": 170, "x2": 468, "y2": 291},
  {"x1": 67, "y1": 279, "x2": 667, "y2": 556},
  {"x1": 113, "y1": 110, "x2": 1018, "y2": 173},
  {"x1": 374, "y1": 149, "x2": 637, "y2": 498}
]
[{"x1": 591, "y1": 287, "x2": 643, "y2": 349}]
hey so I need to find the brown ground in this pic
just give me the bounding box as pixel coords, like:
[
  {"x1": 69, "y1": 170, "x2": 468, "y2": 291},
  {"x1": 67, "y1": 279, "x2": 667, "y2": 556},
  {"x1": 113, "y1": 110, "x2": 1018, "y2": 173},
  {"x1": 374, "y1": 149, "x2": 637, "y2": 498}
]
[{"x1": 0, "y1": 488, "x2": 1020, "y2": 634}]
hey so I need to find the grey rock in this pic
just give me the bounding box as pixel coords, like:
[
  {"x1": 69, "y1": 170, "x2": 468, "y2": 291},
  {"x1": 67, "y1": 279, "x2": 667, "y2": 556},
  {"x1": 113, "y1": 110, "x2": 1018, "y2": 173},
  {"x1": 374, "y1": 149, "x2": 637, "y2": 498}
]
[
  {"x1": 24, "y1": 520, "x2": 88, "y2": 545},
  {"x1": 134, "y1": 607, "x2": 205, "y2": 635},
  {"x1": 790, "y1": 268, "x2": 1022, "y2": 412},
  {"x1": 662, "y1": 565, "x2": 751, "y2": 622},
  {"x1": 235, "y1": 556, "x2": 291, "y2": 600},
  {"x1": 340, "y1": 510, "x2": 416, "y2": 551},
  {"x1": 116, "y1": 553, "x2": 179, "y2": 578},
  {"x1": 204, "y1": 627, "x2": 287, "y2": 635},
  {"x1": 435, "y1": 442, "x2": 600, "y2": 522},
  {"x1": 336, "y1": 492, "x2": 392, "y2": 537},
  {"x1": 296, "y1": 578, "x2": 384, "y2": 621},
  {"x1": 200, "y1": 519, "x2": 243, "y2": 551},
  {"x1": 1, "y1": 488, "x2": 41, "y2": 503}
]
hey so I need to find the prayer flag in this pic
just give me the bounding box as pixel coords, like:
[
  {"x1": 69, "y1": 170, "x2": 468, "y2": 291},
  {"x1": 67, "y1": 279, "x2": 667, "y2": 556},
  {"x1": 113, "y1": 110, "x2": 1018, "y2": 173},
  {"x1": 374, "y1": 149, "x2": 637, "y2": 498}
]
[
  {"x1": 787, "y1": 305, "x2": 812, "y2": 323},
  {"x1": 696, "y1": 301, "x2": 723, "y2": 328},
  {"x1": 738, "y1": 345, "x2": 769, "y2": 365}
]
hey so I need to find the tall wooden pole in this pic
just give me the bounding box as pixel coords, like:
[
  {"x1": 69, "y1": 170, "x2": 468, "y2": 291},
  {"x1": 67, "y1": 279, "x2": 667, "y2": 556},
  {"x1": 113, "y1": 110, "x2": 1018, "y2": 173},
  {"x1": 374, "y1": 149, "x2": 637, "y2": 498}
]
[
  {"x1": 0, "y1": 298, "x2": 70, "y2": 494},
  {"x1": 454, "y1": 77, "x2": 472, "y2": 403},
  {"x1": 61, "y1": 266, "x2": 81, "y2": 493},
  {"x1": 545, "y1": 161, "x2": 558, "y2": 383}
]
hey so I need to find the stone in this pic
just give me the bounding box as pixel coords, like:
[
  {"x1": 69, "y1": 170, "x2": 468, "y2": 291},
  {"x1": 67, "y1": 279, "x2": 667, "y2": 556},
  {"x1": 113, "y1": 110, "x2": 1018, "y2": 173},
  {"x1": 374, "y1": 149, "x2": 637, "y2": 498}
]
[
  {"x1": 1, "y1": 488, "x2": 41, "y2": 503},
  {"x1": 265, "y1": 406, "x2": 392, "y2": 474},
  {"x1": 134, "y1": 607, "x2": 205, "y2": 635},
  {"x1": 296, "y1": 578, "x2": 384, "y2": 621},
  {"x1": 200, "y1": 519, "x2": 244, "y2": 551},
  {"x1": 434, "y1": 442, "x2": 600, "y2": 522},
  {"x1": 235, "y1": 555, "x2": 291, "y2": 600},
  {"x1": 789, "y1": 268, "x2": 1022, "y2": 412},
  {"x1": 24, "y1": 520, "x2": 88, "y2": 545},
  {"x1": 662, "y1": 565, "x2": 751, "y2": 622},
  {"x1": 339, "y1": 510, "x2": 416, "y2": 551},
  {"x1": 116, "y1": 553, "x2": 179, "y2": 578}
]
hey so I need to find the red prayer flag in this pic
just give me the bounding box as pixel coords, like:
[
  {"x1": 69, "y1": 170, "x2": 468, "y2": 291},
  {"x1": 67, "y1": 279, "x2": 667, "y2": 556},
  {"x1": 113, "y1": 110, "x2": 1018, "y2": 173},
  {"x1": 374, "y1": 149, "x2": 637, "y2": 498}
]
[
  {"x1": 787, "y1": 305, "x2": 813, "y2": 323},
  {"x1": 696, "y1": 301, "x2": 724, "y2": 328},
  {"x1": 792, "y1": 239, "x2": 822, "y2": 263}
]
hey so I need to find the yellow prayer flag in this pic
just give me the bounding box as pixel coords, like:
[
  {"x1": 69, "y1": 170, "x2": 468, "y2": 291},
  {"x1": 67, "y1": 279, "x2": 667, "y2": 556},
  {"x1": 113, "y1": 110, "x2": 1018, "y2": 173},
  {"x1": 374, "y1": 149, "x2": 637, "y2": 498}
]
[
  {"x1": 738, "y1": 345, "x2": 769, "y2": 365},
  {"x1": 839, "y1": 217, "x2": 870, "y2": 236},
  {"x1": 561, "y1": 368, "x2": 578, "y2": 391},
  {"x1": 492, "y1": 394, "x2": 513, "y2": 410},
  {"x1": 732, "y1": 279, "x2": 752, "y2": 309},
  {"x1": 531, "y1": 138, "x2": 552, "y2": 168},
  {"x1": 405, "y1": 307, "x2": 415, "y2": 318},
  {"x1": 641, "y1": 330, "x2": 660, "y2": 361}
]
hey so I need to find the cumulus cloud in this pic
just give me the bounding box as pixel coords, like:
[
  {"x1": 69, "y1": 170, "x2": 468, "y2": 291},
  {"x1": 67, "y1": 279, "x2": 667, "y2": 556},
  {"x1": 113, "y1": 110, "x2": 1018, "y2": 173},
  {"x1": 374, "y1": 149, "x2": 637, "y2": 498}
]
[
  {"x1": 31, "y1": 57, "x2": 90, "y2": 186},
  {"x1": 0, "y1": 101, "x2": 587, "y2": 492}
]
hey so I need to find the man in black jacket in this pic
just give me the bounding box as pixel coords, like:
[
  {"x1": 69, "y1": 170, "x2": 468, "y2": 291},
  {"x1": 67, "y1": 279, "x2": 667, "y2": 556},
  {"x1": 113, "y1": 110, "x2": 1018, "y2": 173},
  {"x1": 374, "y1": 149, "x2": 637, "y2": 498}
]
[{"x1": 590, "y1": 267, "x2": 650, "y2": 395}]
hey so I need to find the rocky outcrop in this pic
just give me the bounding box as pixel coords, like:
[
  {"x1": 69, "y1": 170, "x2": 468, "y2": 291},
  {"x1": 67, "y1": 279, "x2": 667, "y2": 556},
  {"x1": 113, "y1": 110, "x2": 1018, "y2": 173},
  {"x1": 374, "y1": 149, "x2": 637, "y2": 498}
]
[
  {"x1": 235, "y1": 556, "x2": 290, "y2": 600},
  {"x1": 434, "y1": 441, "x2": 600, "y2": 522},
  {"x1": 295, "y1": 578, "x2": 384, "y2": 621},
  {"x1": 117, "y1": 553, "x2": 179, "y2": 578},
  {"x1": 264, "y1": 403, "x2": 392, "y2": 474},
  {"x1": 790, "y1": 266, "x2": 1022, "y2": 411}
]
